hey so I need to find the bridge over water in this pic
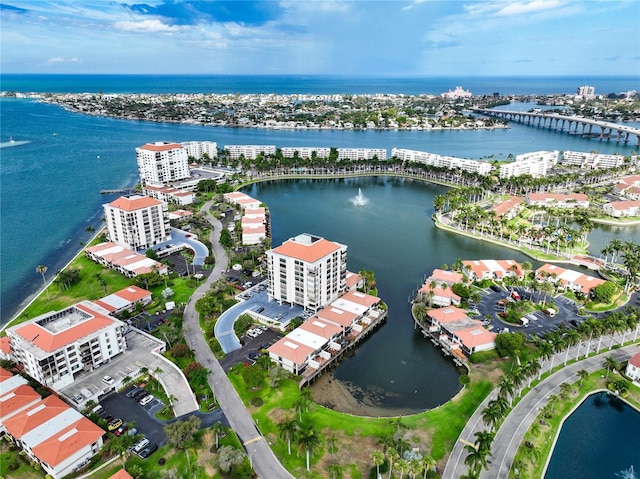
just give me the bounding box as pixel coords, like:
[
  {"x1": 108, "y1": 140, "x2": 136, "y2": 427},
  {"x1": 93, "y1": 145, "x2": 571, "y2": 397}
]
[{"x1": 473, "y1": 108, "x2": 640, "y2": 146}]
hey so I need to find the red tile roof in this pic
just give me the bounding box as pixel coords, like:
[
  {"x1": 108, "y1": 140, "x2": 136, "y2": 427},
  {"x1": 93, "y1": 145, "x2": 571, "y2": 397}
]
[
  {"x1": 3, "y1": 395, "x2": 69, "y2": 438},
  {"x1": 31, "y1": 417, "x2": 104, "y2": 467},
  {"x1": 13, "y1": 303, "x2": 117, "y2": 353},
  {"x1": 273, "y1": 237, "x2": 342, "y2": 263},
  {"x1": 108, "y1": 195, "x2": 162, "y2": 212},
  {"x1": 0, "y1": 384, "x2": 41, "y2": 420},
  {"x1": 629, "y1": 351, "x2": 640, "y2": 369},
  {"x1": 0, "y1": 336, "x2": 11, "y2": 355},
  {"x1": 139, "y1": 142, "x2": 183, "y2": 152},
  {"x1": 109, "y1": 470, "x2": 134, "y2": 479}
]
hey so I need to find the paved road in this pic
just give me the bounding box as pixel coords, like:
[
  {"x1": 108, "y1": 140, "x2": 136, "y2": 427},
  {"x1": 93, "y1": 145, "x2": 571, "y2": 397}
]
[
  {"x1": 443, "y1": 332, "x2": 639, "y2": 479},
  {"x1": 182, "y1": 201, "x2": 294, "y2": 479}
]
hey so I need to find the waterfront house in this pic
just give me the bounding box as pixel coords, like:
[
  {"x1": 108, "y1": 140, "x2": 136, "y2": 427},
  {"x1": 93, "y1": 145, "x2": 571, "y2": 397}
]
[
  {"x1": 427, "y1": 269, "x2": 464, "y2": 286},
  {"x1": 418, "y1": 283, "x2": 461, "y2": 307},
  {"x1": 499, "y1": 151, "x2": 559, "y2": 178},
  {"x1": 603, "y1": 200, "x2": 640, "y2": 218},
  {"x1": 535, "y1": 264, "x2": 605, "y2": 295},
  {"x1": 426, "y1": 307, "x2": 496, "y2": 356},
  {"x1": 462, "y1": 259, "x2": 524, "y2": 281}
]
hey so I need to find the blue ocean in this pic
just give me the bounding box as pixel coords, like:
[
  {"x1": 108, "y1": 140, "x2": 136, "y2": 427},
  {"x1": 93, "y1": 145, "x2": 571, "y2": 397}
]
[{"x1": 1, "y1": 75, "x2": 639, "y2": 324}]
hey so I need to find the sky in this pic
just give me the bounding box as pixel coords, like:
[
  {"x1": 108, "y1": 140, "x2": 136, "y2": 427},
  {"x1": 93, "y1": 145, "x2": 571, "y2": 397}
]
[{"x1": 1, "y1": 0, "x2": 639, "y2": 76}]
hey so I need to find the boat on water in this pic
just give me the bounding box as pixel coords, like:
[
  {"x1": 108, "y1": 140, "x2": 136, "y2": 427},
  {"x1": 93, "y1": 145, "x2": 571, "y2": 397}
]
[{"x1": 0, "y1": 136, "x2": 31, "y2": 149}]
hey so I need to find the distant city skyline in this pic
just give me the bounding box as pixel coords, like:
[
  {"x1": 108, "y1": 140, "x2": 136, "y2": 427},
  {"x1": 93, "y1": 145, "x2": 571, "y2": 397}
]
[{"x1": 1, "y1": 0, "x2": 639, "y2": 77}]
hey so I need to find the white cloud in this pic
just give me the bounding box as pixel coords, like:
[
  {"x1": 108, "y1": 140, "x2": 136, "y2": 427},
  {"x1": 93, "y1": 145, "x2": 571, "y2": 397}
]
[
  {"x1": 47, "y1": 57, "x2": 65, "y2": 64},
  {"x1": 496, "y1": 0, "x2": 566, "y2": 16},
  {"x1": 114, "y1": 19, "x2": 182, "y2": 33}
]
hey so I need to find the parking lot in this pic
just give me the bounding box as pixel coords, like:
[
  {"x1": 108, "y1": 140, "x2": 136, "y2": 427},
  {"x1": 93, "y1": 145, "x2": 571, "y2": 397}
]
[
  {"x1": 473, "y1": 285, "x2": 584, "y2": 338},
  {"x1": 97, "y1": 384, "x2": 228, "y2": 458}
]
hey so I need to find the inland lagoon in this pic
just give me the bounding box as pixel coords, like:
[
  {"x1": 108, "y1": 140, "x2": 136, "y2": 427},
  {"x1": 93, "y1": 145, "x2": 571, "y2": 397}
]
[{"x1": 544, "y1": 391, "x2": 640, "y2": 479}]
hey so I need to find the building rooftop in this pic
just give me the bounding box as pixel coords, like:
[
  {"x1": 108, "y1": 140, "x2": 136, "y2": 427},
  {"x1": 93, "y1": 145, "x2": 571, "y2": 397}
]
[
  {"x1": 271, "y1": 234, "x2": 344, "y2": 264},
  {"x1": 108, "y1": 195, "x2": 163, "y2": 212}
]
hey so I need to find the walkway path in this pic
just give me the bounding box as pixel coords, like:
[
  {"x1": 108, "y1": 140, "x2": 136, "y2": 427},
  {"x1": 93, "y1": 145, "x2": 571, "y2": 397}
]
[
  {"x1": 182, "y1": 201, "x2": 294, "y2": 479},
  {"x1": 443, "y1": 332, "x2": 639, "y2": 479}
]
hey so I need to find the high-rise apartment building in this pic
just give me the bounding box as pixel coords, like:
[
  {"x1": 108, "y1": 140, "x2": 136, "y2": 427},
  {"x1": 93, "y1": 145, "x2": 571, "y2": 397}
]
[{"x1": 136, "y1": 141, "x2": 190, "y2": 186}]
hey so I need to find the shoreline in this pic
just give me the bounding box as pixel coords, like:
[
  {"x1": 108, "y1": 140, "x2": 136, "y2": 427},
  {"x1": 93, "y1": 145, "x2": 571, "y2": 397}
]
[{"x1": 0, "y1": 227, "x2": 107, "y2": 333}]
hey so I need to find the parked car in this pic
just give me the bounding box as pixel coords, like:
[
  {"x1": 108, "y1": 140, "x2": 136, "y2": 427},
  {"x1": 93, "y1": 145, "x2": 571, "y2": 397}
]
[
  {"x1": 139, "y1": 395, "x2": 154, "y2": 406},
  {"x1": 132, "y1": 438, "x2": 149, "y2": 454},
  {"x1": 248, "y1": 351, "x2": 260, "y2": 361},
  {"x1": 102, "y1": 375, "x2": 115, "y2": 385},
  {"x1": 138, "y1": 444, "x2": 158, "y2": 459},
  {"x1": 114, "y1": 425, "x2": 129, "y2": 436},
  {"x1": 134, "y1": 390, "x2": 148, "y2": 401},
  {"x1": 490, "y1": 285, "x2": 502, "y2": 293},
  {"x1": 108, "y1": 418, "x2": 123, "y2": 431}
]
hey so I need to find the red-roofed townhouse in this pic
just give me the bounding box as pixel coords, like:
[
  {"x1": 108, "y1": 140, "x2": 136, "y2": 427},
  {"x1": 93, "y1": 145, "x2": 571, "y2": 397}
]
[
  {"x1": 268, "y1": 337, "x2": 317, "y2": 375},
  {"x1": 491, "y1": 196, "x2": 524, "y2": 219},
  {"x1": 266, "y1": 233, "x2": 347, "y2": 312},
  {"x1": 625, "y1": 352, "x2": 640, "y2": 382},
  {"x1": 603, "y1": 200, "x2": 640, "y2": 218},
  {"x1": 535, "y1": 264, "x2": 605, "y2": 295},
  {"x1": 3, "y1": 395, "x2": 104, "y2": 479},
  {"x1": 614, "y1": 175, "x2": 640, "y2": 200},
  {"x1": 345, "y1": 271, "x2": 364, "y2": 291},
  {"x1": 426, "y1": 307, "x2": 496, "y2": 356},
  {"x1": 526, "y1": 192, "x2": 589, "y2": 208},
  {"x1": 93, "y1": 285, "x2": 153, "y2": 315},
  {"x1": 462, "y1": 260, "x2": 524, "y2": 281},
  {"x1": 419, "y1": 283, "x2": 461, "y2": 307},
  {"x1": 5, "y1": 301, "x2": 126, "y2": 389},
  {"x1": 84, "y1": 241, "x2": 168, "y2": 278},
  {"x1": 104, "y1": 195, "x2": 171, "y2": 251}
]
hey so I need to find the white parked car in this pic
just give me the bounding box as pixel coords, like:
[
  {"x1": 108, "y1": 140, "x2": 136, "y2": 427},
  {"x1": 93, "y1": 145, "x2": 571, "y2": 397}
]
[{"x1": 102, "y1": 375, "x2": 115, "y2": 385}]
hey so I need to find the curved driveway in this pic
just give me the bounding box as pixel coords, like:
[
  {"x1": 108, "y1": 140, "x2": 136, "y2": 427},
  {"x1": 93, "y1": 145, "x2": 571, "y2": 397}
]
[
  {"x1": 172, "y1": 229, "x2": 209, "y2": 265},
  {"x1": 443, "y1": 333, "x2": 639, "y2": 479},
  {"x1": 182, "y1": 201, "x2": 294, "y2": 479}
]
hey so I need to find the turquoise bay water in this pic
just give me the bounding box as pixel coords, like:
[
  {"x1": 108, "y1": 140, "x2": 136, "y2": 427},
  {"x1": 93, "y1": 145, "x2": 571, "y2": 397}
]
[{"x1": 544, "y1": 392, "x2": 639, "y2": 479}]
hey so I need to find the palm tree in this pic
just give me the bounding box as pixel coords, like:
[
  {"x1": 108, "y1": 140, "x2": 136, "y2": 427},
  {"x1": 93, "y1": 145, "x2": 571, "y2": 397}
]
[
  {"x1": 604, "y1": 355, "x2": 619, "y2": 379},
  {"x1": 577, "y1": 369, "x2": 589, "y2": 387},
  {"x1": 36, "y1": 264, "x2": 50, "y2": 300},
  {"x1": 277, "y1": 415, "x2": 298, "y2": 455},
  {"x1": 474, "y1": 429, "x2": 494, "y2": 456},
  {"x1": 386, "y1": 447, "x2": 399, "y2": 479},
  {"x1": 296, "y1": 423, "x2": 321, "y2": 472},
  {"x1": 464, "y1": 442, "x2": 489, "y2": 473},
  {"x1": 370, "y1": 450, "x2": 385, "y2": 479},
  {"x1": 421, "y1": 455, "x2": 436, "y2": 479},
  {"x1": 212, "y1": 422, "x2": 225, "y2": 450},
  {"x1": 395, "y1": 458, "x2": 410, "y2": 479}
]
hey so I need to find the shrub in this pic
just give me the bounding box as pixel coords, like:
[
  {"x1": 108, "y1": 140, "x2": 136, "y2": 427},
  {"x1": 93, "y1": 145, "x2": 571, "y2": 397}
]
[
  {"x1": 250, "y1": 397, "x2": 264, "y2": 407},
  {"x1": 468, "y1": 350, "x2": 500, "y2": 363}
]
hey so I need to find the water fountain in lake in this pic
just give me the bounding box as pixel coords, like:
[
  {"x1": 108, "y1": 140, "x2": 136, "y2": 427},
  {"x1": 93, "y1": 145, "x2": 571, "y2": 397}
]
[
  {"x1": 617, "y1": 466, "x2": 637, "y2": 479},
  {"x1": 350, "y1": 188, "x2": 369, "y2": 207}
]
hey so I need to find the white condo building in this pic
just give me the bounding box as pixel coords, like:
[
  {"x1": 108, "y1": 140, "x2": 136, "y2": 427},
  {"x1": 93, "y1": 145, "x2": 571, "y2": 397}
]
[
  {"x1": 104, "y1": 195, "x2": 171, "y2": 251},
  {"x1": 4, "y1": 301, "x2": 127, "y2": 389},
  {"x1": 562, "y1": 150, "x2": 625, "y2": 169},
  {"x1": 180, "y1": 141, "x2": 218, "y2": 160},
  {"x1": 225, "y1": 145, "x2": 276, "y2": 160},
  {"x1": 136, "y1": 141, "x2": 190, "y2": 186},
  {"x1": 266, "y1": 233, "x2": 347, "y2": 312},
  {"x1": 337, "y1": 148, "x2": 387, "y2": 161},
  {"x1": 391, "y1": 148, "x2": 492, "y2": 175},
  {"x1": 499, "y1": 151, "x2": 559, "y2": 178}
]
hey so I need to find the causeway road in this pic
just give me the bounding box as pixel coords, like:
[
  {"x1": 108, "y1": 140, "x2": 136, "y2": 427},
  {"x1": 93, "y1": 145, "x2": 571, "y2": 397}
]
[{"x1": 182, "y1": 201, "x2": 294, "y2": 479}]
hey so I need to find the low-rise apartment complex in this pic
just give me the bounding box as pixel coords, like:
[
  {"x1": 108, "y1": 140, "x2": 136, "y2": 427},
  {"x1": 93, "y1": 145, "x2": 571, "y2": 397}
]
[{"x1": 0, "y1": 368, "x2": 104, "y2": 479}]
